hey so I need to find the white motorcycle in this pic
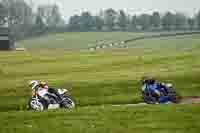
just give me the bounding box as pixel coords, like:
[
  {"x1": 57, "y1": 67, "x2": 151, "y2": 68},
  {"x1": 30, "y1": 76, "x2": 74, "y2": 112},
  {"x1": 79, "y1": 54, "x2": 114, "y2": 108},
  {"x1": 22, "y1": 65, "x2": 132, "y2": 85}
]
[{"x1": 28, "y1": 89, "x2": 75, "y2": 111}]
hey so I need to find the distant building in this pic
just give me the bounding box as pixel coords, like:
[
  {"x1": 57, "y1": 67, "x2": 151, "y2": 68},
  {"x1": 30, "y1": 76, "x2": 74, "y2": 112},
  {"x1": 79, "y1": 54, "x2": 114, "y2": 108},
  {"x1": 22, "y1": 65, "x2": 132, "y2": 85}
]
[
  {"x1": 0, "y1": 4, "x2": 15, "y2": 50},
  {"x1": 0, "y1": 27, "x2": 15, "y2": 50}
]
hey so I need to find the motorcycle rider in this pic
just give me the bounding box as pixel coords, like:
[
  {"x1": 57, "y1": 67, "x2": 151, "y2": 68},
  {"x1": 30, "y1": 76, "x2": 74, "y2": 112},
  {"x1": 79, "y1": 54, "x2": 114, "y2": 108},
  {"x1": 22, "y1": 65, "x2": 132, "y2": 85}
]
[
  {"x1": 29, "y1": 80, "x2": 64, "y2": 103},
  {"x1": 141, "y1": 76, "x2": 170, "y2": 104}
]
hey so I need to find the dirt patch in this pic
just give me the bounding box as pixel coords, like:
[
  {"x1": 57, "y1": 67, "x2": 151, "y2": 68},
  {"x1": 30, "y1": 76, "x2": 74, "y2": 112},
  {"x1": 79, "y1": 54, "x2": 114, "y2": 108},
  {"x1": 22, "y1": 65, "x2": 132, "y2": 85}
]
[{"x1": 179, "y1": 97, "x2": 200, "y2": 104}]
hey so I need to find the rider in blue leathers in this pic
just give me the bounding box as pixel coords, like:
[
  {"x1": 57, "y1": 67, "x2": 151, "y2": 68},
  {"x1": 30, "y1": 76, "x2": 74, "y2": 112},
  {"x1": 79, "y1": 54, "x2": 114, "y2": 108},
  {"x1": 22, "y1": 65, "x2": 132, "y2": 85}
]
[{"x1": 141, "y1": 77, "x2": 170, "y2": 104}]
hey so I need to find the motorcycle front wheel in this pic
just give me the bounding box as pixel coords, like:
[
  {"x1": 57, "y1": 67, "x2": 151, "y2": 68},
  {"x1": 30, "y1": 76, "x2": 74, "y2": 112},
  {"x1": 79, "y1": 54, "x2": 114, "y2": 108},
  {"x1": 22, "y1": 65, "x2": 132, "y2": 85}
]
[
  {"x1": 28, "y1": 98, "x2": 48, "y2": 111},
  {"x1": 60, "y1": 96, "x2": 75, "y2": 109}
]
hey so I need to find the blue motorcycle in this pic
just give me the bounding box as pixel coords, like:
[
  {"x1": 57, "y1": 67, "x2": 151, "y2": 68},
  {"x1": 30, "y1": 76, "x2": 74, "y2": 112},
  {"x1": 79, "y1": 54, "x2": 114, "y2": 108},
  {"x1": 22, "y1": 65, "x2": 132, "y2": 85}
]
[{"x1": 141, "y1": 83, "x2": 177, "y2": 104}]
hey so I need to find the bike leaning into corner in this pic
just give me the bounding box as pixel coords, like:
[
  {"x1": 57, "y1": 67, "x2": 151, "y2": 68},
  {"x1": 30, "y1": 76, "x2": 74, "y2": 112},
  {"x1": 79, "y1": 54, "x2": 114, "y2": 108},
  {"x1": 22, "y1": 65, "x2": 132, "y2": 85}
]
[
  {"x1": 140, "y1": 77, "x2": 178, "y2": 104},
  {"x1": 28, "y1": 80, "x2": 75, "y2": 111}
]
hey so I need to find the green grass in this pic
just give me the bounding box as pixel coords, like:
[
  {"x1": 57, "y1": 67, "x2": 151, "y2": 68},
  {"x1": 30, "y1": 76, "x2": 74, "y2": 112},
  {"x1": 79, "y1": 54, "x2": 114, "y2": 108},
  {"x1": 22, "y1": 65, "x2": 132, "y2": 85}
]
[
  {"x1": 16, "y1": 32, "x2": 149, "y2": 49},
  {"x1": 127, "y1": 34, "x2": 200, "y2": 51},
  {"x1": 1, "y1": 105, "x2": 200, "y2": 133},
  {"x1": 1, "y1": 32, "x2": 200, "y2": 133}
]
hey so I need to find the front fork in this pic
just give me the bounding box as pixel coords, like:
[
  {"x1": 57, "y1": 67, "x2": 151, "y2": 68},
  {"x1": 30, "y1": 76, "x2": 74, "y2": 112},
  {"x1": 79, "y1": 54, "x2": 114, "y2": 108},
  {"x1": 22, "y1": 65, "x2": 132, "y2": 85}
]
[{"x1": 31, "y1": 95, "x2": 41, "y2": 108}]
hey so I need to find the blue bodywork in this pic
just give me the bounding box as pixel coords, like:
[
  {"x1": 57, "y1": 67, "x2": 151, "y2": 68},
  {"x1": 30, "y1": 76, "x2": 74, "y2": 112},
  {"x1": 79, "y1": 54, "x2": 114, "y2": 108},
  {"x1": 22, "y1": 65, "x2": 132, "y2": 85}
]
[{"x1": 142, "y1": 83, "x2": 171, "y2": 104}]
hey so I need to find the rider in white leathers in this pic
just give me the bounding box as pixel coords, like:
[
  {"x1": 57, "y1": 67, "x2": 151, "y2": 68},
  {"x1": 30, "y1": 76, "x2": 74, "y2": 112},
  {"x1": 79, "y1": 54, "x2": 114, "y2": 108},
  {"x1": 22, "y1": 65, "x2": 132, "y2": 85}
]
[{"x1": 29, "y1": 80, "x2": 64, "y2": 103}]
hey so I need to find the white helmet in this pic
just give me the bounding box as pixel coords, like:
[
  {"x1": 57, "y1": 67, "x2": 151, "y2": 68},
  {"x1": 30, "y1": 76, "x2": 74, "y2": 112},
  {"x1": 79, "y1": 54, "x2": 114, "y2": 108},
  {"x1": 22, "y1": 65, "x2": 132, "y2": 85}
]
[{"x1": 29, "y1": 80, "x2": 39, "y2": 90}]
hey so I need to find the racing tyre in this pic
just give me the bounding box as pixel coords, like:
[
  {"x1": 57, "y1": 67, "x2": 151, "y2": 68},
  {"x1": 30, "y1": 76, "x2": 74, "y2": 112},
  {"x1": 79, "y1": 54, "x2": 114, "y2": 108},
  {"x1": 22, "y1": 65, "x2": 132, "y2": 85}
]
[
  {"x1": 28, "y1": 98, "x2": 48, "y2": 111},
  {"x1": 60, "y1": 96, "x2": 75, "y2": 109}
]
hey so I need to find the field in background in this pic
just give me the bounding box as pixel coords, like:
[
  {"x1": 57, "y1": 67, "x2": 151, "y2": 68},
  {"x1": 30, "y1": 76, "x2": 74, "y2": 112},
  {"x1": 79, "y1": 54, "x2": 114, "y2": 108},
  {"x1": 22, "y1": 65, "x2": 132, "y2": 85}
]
[
  {"x1": 127, "y1": 34, "x2": 200, "y2": 50},
  {"x1": 16, "y1": 32, "x2": 147, "y2": 49},
  {"x1": 18, "y1": 32, "x2": 189, "y2": 50},
  {"x1": 1, "y1": 32, "x2": 200, "y2": 133},
  {"x1": 16, "y1": 32, "x2": 200, "y2": 50}
]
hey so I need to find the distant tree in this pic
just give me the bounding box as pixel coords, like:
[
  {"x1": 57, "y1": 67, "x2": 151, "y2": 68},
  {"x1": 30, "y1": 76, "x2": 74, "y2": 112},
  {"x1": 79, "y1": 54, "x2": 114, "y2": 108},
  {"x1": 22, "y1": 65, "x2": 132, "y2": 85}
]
[
  {"x1": 37, "y1": 4, "x2": 62, "y2": 28},
  {"x1": 131, "y1": 15, "x2": 137, "y2": 30},
  {"x1": 174, "y1": 13, "x2": 187, "y2": 30},
  {"x1": 188, "y1": 18, "x2": 195, "y2": 30},
  {"x1": 68, "y1": 15, "x2": 81, "y2": 31},
  {"x1": 49, "y1": 4, "x2": 62, "y2": 27},
  {"x1": 162, "y1": 12, "x2": 176, "y2": 30},
  {"x1": 151, "y1": 12, "x2": 161, "y2": 28},
  {"x1": 196, "y1": 11, "x2": 200, "y2": 29},
  {"x1": 35, "y1": 15, "x2": 45, "y2": 32},
  {"x1": 104, "y1": 8, "x2": 117, "y2": 30},
  {"x1": 37, "y1": 5, "x2": 49, "y2": 26},
  {"x1": 93, "y1": 16, "x2": 104, "y2": 31},
  {"x1": 79, "y1": 11, "x2": 94, "y2": 31},
  {"x1": 117, "y1": 10, "x2": 128, "y2": 30},
  {"x1": 137, "y1": 14, "x2": 151, "y2": 30}
]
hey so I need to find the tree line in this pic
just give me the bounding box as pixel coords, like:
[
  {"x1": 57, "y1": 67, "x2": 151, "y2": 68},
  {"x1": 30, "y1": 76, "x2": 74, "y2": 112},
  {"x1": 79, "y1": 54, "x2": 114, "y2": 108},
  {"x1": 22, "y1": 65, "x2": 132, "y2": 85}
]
[
  {"x1": 1, "y1": 0, "x2": 200, "y2": 40},
  {"x1": 68, "y1": 9, "x2": 200, "y2": 32}
]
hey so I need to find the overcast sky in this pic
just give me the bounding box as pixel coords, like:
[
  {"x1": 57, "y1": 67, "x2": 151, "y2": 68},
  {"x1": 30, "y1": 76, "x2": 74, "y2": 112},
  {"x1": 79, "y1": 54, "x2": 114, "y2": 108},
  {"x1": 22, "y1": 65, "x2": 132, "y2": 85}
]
[{"x1": 26, "y1": 0, "x2": 200, "y2": 19}]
